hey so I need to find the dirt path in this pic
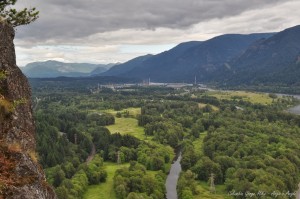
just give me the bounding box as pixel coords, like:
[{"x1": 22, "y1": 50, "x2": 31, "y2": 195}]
[{"x1": 86, "y1": 143, "x2": 96, "y2": 164}]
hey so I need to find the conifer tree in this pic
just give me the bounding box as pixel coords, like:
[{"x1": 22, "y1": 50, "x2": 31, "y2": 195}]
[{"x1": 0, "y1": 0, "x2": 38, "y2": 27}]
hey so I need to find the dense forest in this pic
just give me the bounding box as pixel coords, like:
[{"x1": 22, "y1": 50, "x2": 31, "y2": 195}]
[{"x1": 31, "y1": 79, "x2": 300, "y2": 199}]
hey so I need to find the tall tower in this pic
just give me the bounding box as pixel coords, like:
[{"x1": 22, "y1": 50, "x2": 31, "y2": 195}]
[
  {"x1": 194, "y1": 75, "x2": 197, "y2": 85},
  {"x1": 297, "y1": 183, "x2": 300, "y2": 199},
  {"x1": 209, "y1": 173, "x2": 216, "y2": 194},
  {"x1": 74, "y1": 133, "x2": 77, "y2": 145},
  {"x1": 117, "y1": 151, "x2": 121, "y2": 164}
]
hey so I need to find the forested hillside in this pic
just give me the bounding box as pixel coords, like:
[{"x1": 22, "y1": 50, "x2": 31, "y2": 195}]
[
  {"x1": 218, "y1": 25, "x2": 300, "y2": 92},
  {"x1": 103, "y1": 34, "x2": 272, "y2": 83},
  {"x1": 21, "y1": 60, "x2": 114, "y2": 78}
]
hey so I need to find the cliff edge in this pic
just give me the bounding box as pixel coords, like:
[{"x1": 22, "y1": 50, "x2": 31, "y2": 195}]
[{"x1": 0, "y1": 23, "x2": 56, "y2": 198}]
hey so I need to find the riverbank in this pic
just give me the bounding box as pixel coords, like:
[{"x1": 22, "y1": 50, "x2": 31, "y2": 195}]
[
  {"x1": 166, "y1": 153, "x2": 182, "y2": 199},
  {"x1": 288, "y1": 105, "x2": 300, "y2": 115},
  {"x1": 284, "y1": 94, "x2": 300, "y2": 115}
]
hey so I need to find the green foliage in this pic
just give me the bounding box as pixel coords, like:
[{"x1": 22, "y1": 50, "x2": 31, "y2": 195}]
[
  {"x1": 145, "y1": 120, "x2": 184, "y2": 148},
  {"x1": 116, "y1": 112, "x2": 122, "y2": 118},
  {"x1": 13, "y1": 98, "x2": 27, "y2": 108},
  {"x1": 46, "y1": 165, "x2": 66, "y2": 188},
  {"x1": 137, "y1": 143, "x2": 172, "y2": 171},
  {"x1": 85, "y1": 155, "x2": 107, "y2": 185},
  {"x1": 0, "y1": 70, "x2": 18, "y2": 119},
  {"x1": 83, "y1": 162, "x2": 127, "y2": 199},
  {"x1": 114, "y1": 162, "x2": 166, "y2": 199},
  {"x1": 190, "y1": 120, "x2": 205, "y2": 138},
  {"x1": 0, "y1": 0, "x2": 39, "y2": 27},
  {"x1": 0, "y1": 97, "x2": 27, "y2": 122},
  {"x1": 177, "y1": 170, "x2": 198, "y2": 199},
  {"x1": 63, "y1": 162, "x2": 76, "y2": 179},
  {"x1": 0, "y1": 98, "x2": 14, "y2": 116},
  {"x1": 90, "y1": 127, "x2": 140, "y2": 162},
  {"x1": 192, "y1": 156, "x2": 223, "y2": 184},
  {"x1": 68, "y1": 170, "x2": 89, "y2": 198},
  {"x1": 87, "y1": 113, "x2": 115, "y2": 126},
  {"x1": 51, "y1": 156, "x2": 107, "y2": 199},
  {"x1": 55, "y1": 186, "x2": 69, "y2": 199},
  {"x1": 190, "y1": 104, "x2": 300, "y2": 194},
  {"x1": 30, "y1": 80, "x2": 300, "y2": 199},
  {"x1": 0, "y1": 70, "x2": 7, "y2": 80},
  {"x1": 138, "y1": 100, "x2": 205, "y2": 147},
  {"x1": 180, "y1": 140, "x2": 198, "y2": 171},
  {"x1": 126, "y1": 192, "x2": 152, "y2": 199}
]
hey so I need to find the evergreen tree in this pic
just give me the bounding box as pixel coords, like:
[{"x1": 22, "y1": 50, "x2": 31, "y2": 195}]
[{"x1": 0, "y1": 0, "x2": 39, "y2": 27}]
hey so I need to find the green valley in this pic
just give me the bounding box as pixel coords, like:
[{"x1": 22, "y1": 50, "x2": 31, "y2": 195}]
[{"x1": 31, "y1": 81, "x2": 300, "y2": 199}]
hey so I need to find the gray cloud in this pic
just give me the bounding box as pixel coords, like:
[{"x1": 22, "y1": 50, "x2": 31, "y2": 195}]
[
  {"x1": 13, "y1": 0, "x2": 300, "y2": 66},
  {"x1": 15, "y1": 0, "x2": 285, "y2": 42}
]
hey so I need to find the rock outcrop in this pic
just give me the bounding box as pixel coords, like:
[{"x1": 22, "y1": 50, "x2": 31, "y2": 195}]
[{"x1": 0, "y1": 23, "x2": 56, "y2": 198}]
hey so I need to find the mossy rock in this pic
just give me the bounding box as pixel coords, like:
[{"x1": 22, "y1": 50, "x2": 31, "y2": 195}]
[{"x1": 0, "y1": 98, "x2": 13, "y2": 121}]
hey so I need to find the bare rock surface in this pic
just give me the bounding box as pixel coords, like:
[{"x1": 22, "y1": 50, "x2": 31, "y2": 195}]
[{"x1": 0, "y1": 23, "x2": 56, "y2": 199}]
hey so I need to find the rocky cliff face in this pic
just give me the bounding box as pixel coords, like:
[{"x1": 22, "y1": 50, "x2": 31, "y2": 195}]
[{"x1": 0, "y1": 23, "x2": 56, "y2": 198}]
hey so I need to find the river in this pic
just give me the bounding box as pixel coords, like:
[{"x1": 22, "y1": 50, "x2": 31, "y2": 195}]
[
  {"x1": 166, "y1": 153, "x2": 182, "y2": 199},
  {"x1": 288, "y1": 105, "x2": 300, "y2": 115},
  {"x1": 283, "y1": 94, "x2": 300, "y2": 115},
  {"x1": 275, "y1": 94, "x2": 300, "y2": 115}
]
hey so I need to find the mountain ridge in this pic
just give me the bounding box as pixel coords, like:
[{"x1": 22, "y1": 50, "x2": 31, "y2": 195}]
[
  {"x1": 100, "y1": 54, "x2": 153, "y2": 76},
  {"x1": 103, "y1": 33, "x2": 274, "y2": 82},
  {"x1": 220, "y1": 25, "x2": 300, "y2": 86},
  {"x1": 21, "y1": 60, "x2": 115, "y2": 78}
]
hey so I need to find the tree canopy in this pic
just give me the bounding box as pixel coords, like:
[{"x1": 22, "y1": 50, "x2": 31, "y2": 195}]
[{"x1": 0, "y1": 0, "x2": 39, "y2": 27}]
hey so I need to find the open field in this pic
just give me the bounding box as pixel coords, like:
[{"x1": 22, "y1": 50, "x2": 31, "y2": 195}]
[
  {"x1": 106, "y1": 117, "x2": 146, "y2": 140},
  {"x1": 192, "y1": 132, "x2": 207, "y2": 157},
  {"x1": 198, "y1": 103, "x2": 219, "y2": 111},
  {"x1": 83, "y1": 162, "x2": 129, "y2": 199},
  {"x1": 104, "y1": 107, "x2": 141, "y2": 117},
  {"x1": 207, "y1": 91, "x2": 275, "y2": 105}
]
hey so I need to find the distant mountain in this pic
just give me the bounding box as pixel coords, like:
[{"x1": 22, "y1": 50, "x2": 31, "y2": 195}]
[
  {"x1": 21, "y1": 60, "x2": 114, "y2": 78},
  {"x1": 102, "y1": 41, "x2": 201, "y2": 79},
  {"x1": 100, "y1": 54, "x2": 154, "y2": 76},
  {"x1": 90, "y1": 63, "x2": 118, "y2": 76},
  {"x1": 104, "y1": 34, "x2": 273, "y2": 82},
  {"x1": 219, "y1": 25, "x2": 300, "y2": 86},
  {"x1": 23, "y1": 25, "x2": 300, "y2": 91}
]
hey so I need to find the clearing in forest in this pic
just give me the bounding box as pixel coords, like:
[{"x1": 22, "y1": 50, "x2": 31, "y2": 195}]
[
  {"x1": 106, "y1": 117, "x2": 146, "y2": 140},
  {"x1": 83, "y1": 162, "x2": 129, "y2": 199}
]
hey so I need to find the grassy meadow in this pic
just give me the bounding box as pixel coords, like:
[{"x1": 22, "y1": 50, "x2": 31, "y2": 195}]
[
  {"x1": 207, "y1": 90, "x2": 276, "y2": 105},
  {"x1": 104, "y1": 107, "x2": 149, "y2": 140},
  {"x1": 106, "y1": 117, "x2": 146, "y2": 140},
  {"x1": 83, "y1": 163, "x2": 129, "y2": 199},
  {"x1": 198, "y1": 103, "x2": 219, "y2": 111},
  {"x1": 192, "y1": 132, "x2": 207, "y2": 157},
  {"x1": 85, "y1": 107, "x2": 156, "y2": 199},
  {"x1": 104, "y1": 107, "x2": 141, "y2": 117}
]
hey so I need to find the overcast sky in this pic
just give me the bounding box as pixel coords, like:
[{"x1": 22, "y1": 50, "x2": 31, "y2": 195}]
[{"x1": 14, "y1": 0, "x2": 300, "y2": 66}]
